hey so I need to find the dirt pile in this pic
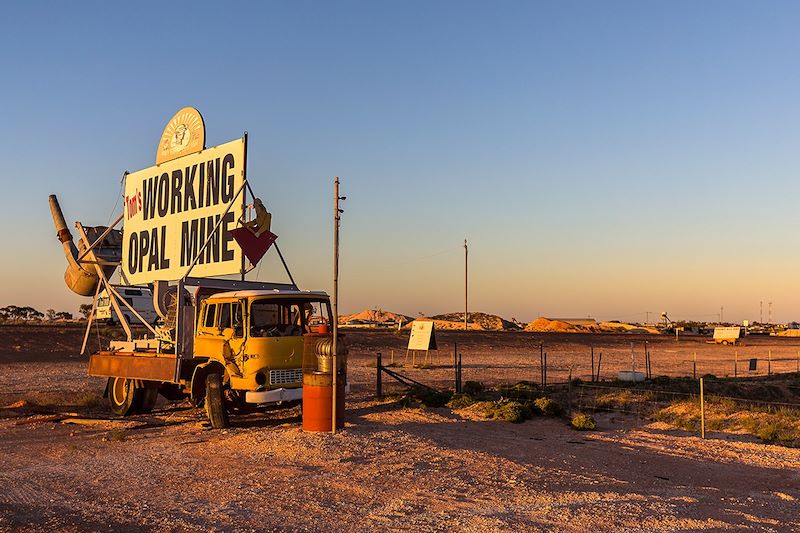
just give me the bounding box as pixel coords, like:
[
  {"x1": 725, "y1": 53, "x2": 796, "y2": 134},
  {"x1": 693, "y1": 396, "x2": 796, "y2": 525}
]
[
  {"x1": 339, "y1": 309, "x2": 413, "y2": 325},
  {"x1": 404, "y1": 318, "x2": 483, "y2": 331},
  {"x1": 598, "y1": 322, "x2": 661, "y2": 334},
  {"x1": 525, "y1": 317, "x2": 588, "y2": 333},
  {"x1": 431, "y1": 312, "x2": 521, "y2": 331}
]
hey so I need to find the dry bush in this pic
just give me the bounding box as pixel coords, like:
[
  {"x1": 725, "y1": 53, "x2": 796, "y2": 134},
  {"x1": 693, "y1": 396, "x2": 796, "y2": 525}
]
[
  {"x1": 533, "y1": 397, "x2": 562, "y2": 416},
  {"x1": 469, "y1": 400, "x2": 531, "y2": 423},
  {"x1": 570, "y1": 413, "x2": 597, "y2": 431},
  {"x1": 446, "y1": 393, "x2": 477, "y2": 409},
  {"x1": 655, "y1": 398, "x2": 800, "y2": 446}
]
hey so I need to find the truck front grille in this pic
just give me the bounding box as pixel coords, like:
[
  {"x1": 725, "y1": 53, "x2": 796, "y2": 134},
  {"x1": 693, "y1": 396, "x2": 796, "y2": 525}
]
[{"x1": 270, "y1": 368, "x2": 303, "y2": 385}]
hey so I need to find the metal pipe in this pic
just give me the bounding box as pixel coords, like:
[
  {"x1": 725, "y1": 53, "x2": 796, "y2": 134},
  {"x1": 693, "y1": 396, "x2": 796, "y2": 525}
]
[
  {"x1": 332, "y1": 176, "x2": 340, "y2": 433},
  {"x1": 464, "y1": 239, "x2": 468, "y2": 331},
  {"x1": 49, "y1": 194, "x2": 100, "y2": 296}
]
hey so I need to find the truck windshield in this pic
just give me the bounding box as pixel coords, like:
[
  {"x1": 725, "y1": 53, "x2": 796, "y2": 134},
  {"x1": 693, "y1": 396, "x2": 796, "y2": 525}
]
[{"x1": 250, "y1": 299, "x2": 327, "y2": 337}]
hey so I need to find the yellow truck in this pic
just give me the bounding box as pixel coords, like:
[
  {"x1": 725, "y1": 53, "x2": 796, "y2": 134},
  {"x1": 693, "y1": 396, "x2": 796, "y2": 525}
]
[
  {"x1": 50, "y1": 192, "x2": 340, "y2": 429},
  {"x1": 94, "y1": 286, "x2": 334, "y2": 428}
]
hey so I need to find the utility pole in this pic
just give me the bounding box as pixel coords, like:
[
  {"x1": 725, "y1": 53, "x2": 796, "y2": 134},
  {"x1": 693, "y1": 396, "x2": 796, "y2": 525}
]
[
  {"x1": 332, "y1": 177, "x2": 345, "y2": 433},
  {"x1": 464, "y1": 239, "x2": 468, "y2": 331},
  {"x1": 720, "y1": 306, "x2": 723, "y2": 324},
  {"x1": 769, "y1": 301, "x2": 773, "y2": 324},
  {"x1": 760, "y1": 300, "x2": 763, "y2": 324}
]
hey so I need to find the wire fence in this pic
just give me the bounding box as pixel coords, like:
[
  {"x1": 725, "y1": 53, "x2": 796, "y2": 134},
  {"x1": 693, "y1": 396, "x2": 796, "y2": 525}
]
[
  {"x1": 370, "y1": 347, "x2": 800, "y2": 432},
  {"x1": 368, "y1": 343, "x2": 800, "y2": 397}
]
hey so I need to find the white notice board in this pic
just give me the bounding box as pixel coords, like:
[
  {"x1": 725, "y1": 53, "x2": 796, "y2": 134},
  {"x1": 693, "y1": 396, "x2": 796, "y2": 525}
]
[{"x1": 407, "y1": 321, "x2": 437, "y2": 350}]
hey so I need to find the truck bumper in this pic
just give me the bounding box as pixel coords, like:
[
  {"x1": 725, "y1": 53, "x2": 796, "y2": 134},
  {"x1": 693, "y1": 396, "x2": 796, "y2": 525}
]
[
  {"x1": 245, "y1": 387, "x2": 303, "y2": 404},
  {"x1": 243, "y1": 383, "x2": 350, "y2": 404}
]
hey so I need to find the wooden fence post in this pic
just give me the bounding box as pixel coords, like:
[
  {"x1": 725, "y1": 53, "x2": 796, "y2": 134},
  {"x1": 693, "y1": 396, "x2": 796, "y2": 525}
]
[{"x1": 699, "y1": 377, "x2": 705, "y2": 439}]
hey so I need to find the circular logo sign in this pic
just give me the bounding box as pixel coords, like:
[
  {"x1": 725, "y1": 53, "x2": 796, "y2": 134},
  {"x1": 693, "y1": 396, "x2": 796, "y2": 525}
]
[{"x1": 157, "y1": 107, "x2": 205, "y2": 165}]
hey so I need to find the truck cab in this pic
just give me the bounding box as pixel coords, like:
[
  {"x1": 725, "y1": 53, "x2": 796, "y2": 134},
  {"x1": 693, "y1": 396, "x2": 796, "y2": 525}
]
[{"x1": 193, "y1": 290, "x2": 333, "y2": 412}]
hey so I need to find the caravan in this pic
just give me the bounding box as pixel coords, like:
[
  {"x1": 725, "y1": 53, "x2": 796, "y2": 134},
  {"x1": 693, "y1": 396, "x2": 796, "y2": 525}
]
[{"x1": 97, "y1": 286, "x2": 159, "y2": 326}]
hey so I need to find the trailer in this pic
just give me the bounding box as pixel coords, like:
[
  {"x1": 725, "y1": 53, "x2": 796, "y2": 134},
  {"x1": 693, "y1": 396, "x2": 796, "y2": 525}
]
[{"x1": 713, "y1": 326, "x2": 742, "y2": 345}]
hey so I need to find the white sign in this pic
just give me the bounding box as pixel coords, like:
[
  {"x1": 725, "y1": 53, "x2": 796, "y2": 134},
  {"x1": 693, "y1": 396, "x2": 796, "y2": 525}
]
[
  {"x1": 408, "y1": 321, "x2": 437, "y2": 351},
  {"x1": 122, "y1": 138, "x2": 245, "y2": 284}
]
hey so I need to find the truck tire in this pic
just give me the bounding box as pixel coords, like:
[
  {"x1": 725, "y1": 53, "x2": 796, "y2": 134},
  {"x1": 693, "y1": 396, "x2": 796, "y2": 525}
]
[
  {"x1": 205, "y1": 373, "x2": 229, "y2": 429},
  {"x1": 107, "y1": 377, "x2": 136, "y2": 416}
]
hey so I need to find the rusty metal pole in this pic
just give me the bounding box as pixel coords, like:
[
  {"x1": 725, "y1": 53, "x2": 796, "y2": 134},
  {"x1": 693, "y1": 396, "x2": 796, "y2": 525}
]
[
  {"x1": 332, "y1": 177, "x2": 342, "y2": 433},
  {"x1": 464, "y1": 239, "x2": 468, "y2": 331},
  {"x1": 241, "y1": 132, "x2": 248, "y2": 281}
]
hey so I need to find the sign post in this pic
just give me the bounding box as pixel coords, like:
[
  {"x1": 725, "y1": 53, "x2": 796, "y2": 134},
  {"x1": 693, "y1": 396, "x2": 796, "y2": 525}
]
[{"x1": 407, "y1": 321, "x2": 438, "y2": 365}]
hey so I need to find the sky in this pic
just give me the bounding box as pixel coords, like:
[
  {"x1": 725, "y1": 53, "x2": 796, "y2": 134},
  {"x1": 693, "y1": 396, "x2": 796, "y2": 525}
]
[{"x1": 1, "y1": 1, "x2": 800, "y2": 324}]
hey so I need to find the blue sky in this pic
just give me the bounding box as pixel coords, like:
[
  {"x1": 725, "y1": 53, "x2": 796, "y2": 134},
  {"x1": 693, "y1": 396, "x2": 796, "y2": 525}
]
[{"x1": 2, "y1": 1, "x2": 800, "y2": 323}]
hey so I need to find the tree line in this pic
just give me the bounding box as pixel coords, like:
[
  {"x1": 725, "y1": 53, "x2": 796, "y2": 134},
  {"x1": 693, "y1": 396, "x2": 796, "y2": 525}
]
[{"x1": 0, "y1": 305, "x2": 76, "y2": 321}]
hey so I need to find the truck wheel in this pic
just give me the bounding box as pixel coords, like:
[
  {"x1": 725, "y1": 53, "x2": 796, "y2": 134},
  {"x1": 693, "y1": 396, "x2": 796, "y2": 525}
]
[
  {"x1": 134, "y1": 383, "x2": 159, "y2": 413},
  {"x1": 108, "y1": 377, "x2": 136, "y2": 416},
  {"x1": 205, "y1": 373, "x2": 229, "y2": 429}
]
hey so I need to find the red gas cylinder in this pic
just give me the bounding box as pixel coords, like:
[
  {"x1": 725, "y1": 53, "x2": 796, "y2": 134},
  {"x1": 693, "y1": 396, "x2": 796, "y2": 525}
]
[{"x1": 302, "y1": 372, "x2": 345, "y2": 432}]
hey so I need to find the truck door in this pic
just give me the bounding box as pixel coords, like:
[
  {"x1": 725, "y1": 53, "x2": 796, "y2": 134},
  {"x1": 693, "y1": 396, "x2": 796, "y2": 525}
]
[{"x1": 218, "y1": 301, "x2": 246, "y2": 375}]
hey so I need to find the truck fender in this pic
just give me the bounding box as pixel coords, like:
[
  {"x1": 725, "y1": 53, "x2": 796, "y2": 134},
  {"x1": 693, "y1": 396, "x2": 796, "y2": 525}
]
[{"x1": 190, "y1": 361, "x2": 226, "y2": 406}]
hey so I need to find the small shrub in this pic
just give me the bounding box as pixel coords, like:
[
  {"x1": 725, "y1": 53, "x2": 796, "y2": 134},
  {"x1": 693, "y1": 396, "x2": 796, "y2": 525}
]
[
  {"x1": 705, "y1": 415, "x2": 725, "y2": 431},
  {"x1": 503, "y1": 381, "x2": 539, "y2": 399},
  {"x1": 523, "y1": 400, "x2": 542, "y2": 416},
  {"x1": 534, "y1": 397, "x2": 562, "y2": 416},
  {"x1": 472, "y1": 400, "x2": 531, "y2": 423},
  {"x1": 462, "y1": 381, "x2": 485, "y2": 396},
  {"x1": 570, "y1": 413, "x2": 597, "y2": 431},
  {"x1": 471, "y1": 401, "x2": 497, "y2": 417},
  {"x1": 109, "y1": 429, "x2": 127, "y2": 442},
  {"x1": 495, "y1": 401, "x2": 528, "y2": 423},
  {"x1": 411, "y1": 387, "x2": 451, "y2": 408},
  {"x1": 383, "y1": 393, "x2": 413, "y2": 407},
  {"x1": 756, "y1": 420, "x2": 785, "y2": 442},
  {"x1": 651, "y1": 375, "x2": 674, "y2": 386},
  {"x1": 77, "y1": 393, "x2": 102, "y2": 409},
  {"x1": 447, "y1": 393, "x2": 476, "y2": 409}
]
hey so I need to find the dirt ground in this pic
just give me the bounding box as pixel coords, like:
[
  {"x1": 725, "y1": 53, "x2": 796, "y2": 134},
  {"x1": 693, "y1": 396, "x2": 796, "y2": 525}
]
[{"x1": 1, "y1": 325, "x2": 799, "y2": 532}]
